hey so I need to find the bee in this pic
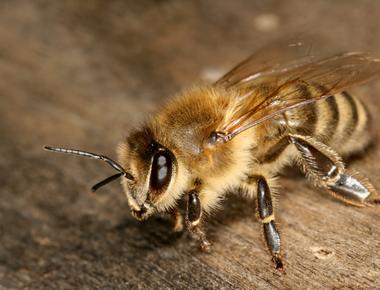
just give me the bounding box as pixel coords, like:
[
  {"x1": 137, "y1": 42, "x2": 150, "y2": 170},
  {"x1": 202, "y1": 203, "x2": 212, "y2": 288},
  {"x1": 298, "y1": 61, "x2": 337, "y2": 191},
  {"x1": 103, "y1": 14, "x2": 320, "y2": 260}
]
[{"x1": 44, "y1": 39, "x2": 380, "y2": 271}]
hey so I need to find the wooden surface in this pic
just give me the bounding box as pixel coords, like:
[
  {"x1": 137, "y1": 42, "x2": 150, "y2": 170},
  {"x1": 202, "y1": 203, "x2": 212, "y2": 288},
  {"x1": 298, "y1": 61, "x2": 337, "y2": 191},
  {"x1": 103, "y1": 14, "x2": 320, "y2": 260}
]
[{"x1": 0, "y1": 1, "x2": 379, "y2": 289}]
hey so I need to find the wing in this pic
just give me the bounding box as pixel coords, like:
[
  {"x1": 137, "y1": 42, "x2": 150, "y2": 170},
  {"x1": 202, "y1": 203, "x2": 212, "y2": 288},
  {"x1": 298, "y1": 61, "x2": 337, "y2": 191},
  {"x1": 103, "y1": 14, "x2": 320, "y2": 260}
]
[
  {"x1": 216, "y1": 36, "x2": 332, "y2": 88},
  {"x1": 214, "y1": 42, "x2": 380, "y2": 143}
]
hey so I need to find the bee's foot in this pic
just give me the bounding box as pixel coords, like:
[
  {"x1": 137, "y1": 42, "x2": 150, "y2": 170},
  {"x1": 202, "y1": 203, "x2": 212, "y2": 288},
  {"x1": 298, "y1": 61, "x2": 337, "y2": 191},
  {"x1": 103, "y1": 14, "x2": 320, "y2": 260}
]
[
  {"x1": 366, "y1": 197, "x2": 380, "y2": 205},
  {"x1": 200, "y1": 238, "x2": 212, "y2": 252},
  {"x1": 272, "y1": 255, "x2": 285, "y2": 273}
]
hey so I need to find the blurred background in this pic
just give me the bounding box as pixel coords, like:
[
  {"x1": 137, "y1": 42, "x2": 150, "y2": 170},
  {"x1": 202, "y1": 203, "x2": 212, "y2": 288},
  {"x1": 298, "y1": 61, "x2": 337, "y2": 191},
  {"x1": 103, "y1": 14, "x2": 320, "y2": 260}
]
[{"x1": 0, "y1": 1, "x2": 379, "y2": 289}]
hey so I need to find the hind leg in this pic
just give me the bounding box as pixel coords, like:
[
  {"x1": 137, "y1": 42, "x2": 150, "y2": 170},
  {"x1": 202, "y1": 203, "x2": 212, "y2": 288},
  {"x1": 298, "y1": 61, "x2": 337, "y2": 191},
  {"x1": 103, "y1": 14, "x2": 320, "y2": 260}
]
[{"x1": 290, "y1": 134, "x2": 379, "y2": 206}]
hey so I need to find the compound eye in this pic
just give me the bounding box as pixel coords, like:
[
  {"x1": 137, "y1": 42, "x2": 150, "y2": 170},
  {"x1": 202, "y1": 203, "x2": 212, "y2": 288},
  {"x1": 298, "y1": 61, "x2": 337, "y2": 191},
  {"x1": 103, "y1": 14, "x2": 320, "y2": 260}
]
[{"x1": 150, "y1": 150, "x2": 172, "y2": 191}]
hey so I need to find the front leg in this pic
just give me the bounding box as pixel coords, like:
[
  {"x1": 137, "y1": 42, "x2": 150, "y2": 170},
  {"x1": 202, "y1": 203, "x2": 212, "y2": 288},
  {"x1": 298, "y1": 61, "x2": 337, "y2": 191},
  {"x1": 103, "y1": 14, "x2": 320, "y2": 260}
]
[{"x1": 186, "y1": 190, "x2": 211, "y2": 251}]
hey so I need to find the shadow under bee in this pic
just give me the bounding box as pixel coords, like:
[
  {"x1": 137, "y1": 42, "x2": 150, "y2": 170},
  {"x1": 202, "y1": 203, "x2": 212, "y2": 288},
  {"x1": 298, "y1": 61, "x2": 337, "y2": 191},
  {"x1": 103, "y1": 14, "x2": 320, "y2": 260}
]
[{"x1": 110, "y1": 190, "x2": 256, "y2": 252}]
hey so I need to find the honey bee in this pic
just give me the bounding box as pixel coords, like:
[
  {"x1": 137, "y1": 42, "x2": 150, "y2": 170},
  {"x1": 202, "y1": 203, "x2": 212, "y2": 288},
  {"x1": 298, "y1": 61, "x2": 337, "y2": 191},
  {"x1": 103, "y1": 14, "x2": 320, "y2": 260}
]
[{"x1": 44, "y1": 39, "x2": 380, "y2": 271}]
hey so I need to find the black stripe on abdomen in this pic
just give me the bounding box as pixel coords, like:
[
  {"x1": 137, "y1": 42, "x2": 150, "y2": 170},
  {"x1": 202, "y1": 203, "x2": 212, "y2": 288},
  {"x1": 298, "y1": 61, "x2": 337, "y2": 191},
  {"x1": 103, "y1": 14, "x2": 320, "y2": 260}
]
[
  {"x1": 341, "y1": 91, "x2": 359, "y2": 137},
  {"x1": 292, "y1": 83, "x2": 318, "y2": 136},
  {"x1": 323, "y1": 95, "x2": 339, "y2": 142}
]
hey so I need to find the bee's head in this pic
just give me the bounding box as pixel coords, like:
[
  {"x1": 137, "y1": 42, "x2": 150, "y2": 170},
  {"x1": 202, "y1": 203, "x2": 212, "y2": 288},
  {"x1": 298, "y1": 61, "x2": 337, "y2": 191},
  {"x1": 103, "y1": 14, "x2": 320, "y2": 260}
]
[
  {"x1": 118, "y1": 127, "x2": 180, "y2": 220},
  {"x1": 44, "y1": 127, "x2": 184, "y2": 221},
  {"x1": 44, "y1": 130, "x2": 180, "y2": 220}
]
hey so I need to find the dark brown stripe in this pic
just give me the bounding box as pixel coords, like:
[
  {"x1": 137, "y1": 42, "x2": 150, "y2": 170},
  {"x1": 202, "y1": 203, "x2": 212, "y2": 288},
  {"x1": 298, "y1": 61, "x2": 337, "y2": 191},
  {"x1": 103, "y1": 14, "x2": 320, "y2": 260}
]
[
  {"x1": 323, "y1": 95, "x2": 339, "y2": 141},
  {"x1": 260, "y1": 137, "x2": 290, "y2": 163},
  {"x1": 342, "y1": 91, "x2": 358, "y2": 137},
  {"x1": 296, "y1": 82, "x2": 313, "y2": 100},
  {"x1": 297, "y1": 101, "x2": 317, "y2": 136},
  {"x1": 290, "y1": 83, "x2": 317, "y2": 135}
]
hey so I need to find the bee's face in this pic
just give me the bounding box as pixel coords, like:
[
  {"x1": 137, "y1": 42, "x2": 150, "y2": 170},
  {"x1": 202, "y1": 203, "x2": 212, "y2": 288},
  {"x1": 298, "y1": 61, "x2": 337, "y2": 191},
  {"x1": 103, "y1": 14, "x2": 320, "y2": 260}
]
[{"x1": 118, "y1": 128, "x2": 177, "y2": 220}]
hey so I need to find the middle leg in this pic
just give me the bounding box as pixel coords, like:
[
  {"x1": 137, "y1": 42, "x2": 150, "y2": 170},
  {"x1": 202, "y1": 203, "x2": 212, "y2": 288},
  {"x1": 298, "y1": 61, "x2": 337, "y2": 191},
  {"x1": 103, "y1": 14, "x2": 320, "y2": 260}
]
[{"x1": 245, "y1": 175, "x2": 284, "y2": 271}]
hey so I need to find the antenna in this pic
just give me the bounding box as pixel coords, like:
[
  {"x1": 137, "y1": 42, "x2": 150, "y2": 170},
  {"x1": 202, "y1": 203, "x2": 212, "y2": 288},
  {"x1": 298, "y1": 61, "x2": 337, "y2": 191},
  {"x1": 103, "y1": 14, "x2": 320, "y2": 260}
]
[{"x1": 44, "y1": 145, "x2": 134, "y2": 191}]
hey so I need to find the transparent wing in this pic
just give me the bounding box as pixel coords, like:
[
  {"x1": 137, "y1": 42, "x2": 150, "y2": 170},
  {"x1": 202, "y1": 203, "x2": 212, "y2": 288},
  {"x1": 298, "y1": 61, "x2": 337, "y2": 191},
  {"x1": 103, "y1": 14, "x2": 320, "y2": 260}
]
[
  {"x1": 216, "y1": 36, "x2": 330, "y2": 88},
  {"x1": 215, "y1": 48, "x2": 380, "y2": 142}
]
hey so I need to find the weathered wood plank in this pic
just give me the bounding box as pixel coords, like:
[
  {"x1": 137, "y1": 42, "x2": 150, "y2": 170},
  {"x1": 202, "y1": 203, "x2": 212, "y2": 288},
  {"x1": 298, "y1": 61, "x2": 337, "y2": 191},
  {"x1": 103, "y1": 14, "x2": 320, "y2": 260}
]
[{"x1": 0, "y1": 1, "x2": 379, "y2": 289}]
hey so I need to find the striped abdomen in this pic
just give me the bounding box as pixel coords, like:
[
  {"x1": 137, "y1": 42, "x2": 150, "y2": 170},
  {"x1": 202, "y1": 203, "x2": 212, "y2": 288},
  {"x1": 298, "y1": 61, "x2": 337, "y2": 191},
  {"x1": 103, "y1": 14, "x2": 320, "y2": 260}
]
[
  {"x1": 284, "y1": 89, "x2": 372, "y2": 156},
  {"x1": 323, "y1": 92, "x2": 371, "y2": 155},
  {"x1": 257, "y1": 85, "x2": 372, "y2": 164}
]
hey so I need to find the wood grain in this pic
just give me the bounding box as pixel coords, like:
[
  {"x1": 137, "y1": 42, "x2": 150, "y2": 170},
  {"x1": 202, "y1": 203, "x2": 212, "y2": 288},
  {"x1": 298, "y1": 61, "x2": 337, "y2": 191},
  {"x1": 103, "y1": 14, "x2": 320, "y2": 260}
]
[{"x1": 0, "y1": 1, "x2": 379, "y2": 289}]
